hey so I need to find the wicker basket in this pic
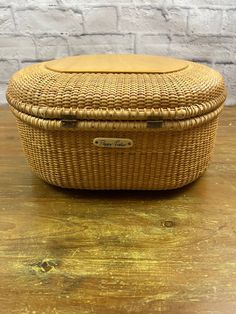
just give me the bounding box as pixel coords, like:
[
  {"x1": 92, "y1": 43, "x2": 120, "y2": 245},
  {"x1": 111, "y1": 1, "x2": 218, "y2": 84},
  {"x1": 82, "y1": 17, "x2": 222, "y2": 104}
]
[{"x1": 7, "y1": 54, "x2": 226, "y2": 190}]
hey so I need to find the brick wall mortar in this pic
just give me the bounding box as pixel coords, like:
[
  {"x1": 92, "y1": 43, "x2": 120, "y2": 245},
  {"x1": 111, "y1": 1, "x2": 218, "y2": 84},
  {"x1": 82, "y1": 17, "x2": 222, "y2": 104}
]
[{"x1": 0, "y1": 1, "x2": 235, "y2": 105}]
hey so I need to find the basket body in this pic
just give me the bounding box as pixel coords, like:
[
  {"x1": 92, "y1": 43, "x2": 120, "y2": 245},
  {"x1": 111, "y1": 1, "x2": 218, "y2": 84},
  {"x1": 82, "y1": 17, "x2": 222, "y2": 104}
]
[
  {"x1": 16, "y1": 116, "x2": 218, "y2": 190},
  {"x1": 7, "y1": 54, "x2": 226, "y2": 190}
]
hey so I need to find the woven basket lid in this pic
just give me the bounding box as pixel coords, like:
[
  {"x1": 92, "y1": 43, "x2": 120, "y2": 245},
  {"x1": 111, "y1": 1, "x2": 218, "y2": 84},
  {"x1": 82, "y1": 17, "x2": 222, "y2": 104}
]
[{"x1": 7, "y1": 54, "x2": 226, "y2": 121}]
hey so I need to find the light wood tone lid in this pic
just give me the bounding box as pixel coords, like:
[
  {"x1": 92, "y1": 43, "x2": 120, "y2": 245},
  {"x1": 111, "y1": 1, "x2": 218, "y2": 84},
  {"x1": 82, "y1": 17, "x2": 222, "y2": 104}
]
[
  {"x1": 7, "y1": 54, "x2": 226, "y2": 122},
  {"x1": 45, "y1": 54, "x2": 188, "y2": 73}
]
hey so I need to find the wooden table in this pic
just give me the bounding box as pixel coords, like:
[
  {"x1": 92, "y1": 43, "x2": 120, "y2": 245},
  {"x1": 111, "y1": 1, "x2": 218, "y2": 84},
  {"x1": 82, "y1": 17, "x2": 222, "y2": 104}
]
[{"x1": 0, "y1": 107, "x2": 236, "y2": 314}]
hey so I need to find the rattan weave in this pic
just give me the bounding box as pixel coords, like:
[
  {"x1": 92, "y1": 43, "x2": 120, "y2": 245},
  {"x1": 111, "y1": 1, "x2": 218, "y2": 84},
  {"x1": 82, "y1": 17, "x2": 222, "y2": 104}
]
[{"x1": 6, "y1": 54, "x2": 226, "y2": 190}]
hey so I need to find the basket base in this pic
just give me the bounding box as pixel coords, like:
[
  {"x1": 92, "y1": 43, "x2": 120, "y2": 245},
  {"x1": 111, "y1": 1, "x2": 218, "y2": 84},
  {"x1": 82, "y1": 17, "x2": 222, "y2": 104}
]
[{"x1": 36, "y1": 167, "x2": 208, "y2": 191}]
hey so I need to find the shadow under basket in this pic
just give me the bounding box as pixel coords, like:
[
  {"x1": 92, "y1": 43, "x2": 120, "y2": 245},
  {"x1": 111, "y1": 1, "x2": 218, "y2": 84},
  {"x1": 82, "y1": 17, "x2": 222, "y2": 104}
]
[{"x1": 6, "y1": 54, "x2": 226, "y2": 190}]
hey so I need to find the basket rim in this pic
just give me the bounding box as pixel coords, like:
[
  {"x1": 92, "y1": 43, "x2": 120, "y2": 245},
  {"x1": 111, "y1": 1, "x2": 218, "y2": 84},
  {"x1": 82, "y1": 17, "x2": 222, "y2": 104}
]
[
  {"x1": 7, "y1": 92, "x2": 226, "y2": 122},
  {"x1": 9, "y1": 102, "x2": 224, "y2": 131}
]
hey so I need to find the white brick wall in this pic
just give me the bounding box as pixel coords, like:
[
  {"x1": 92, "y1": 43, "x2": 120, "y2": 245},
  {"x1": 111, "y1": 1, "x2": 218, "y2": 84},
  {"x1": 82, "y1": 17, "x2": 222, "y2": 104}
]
[
  {"x1": 188, "y1": 9, "x2": 223, "y2": 35},
  {"x1": 15, "y1": 8, "x2": 83, "y2": 34},
  {"x1": 0, "y1": 0, "x2": 235, "y2": 105},
  {"x1": 83, "y1": 7, "x2": 117, "y2": 33}
]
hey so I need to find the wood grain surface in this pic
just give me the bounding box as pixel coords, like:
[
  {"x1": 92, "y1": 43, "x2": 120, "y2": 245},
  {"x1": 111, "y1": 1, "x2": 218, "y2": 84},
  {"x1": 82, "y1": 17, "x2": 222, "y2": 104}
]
[{"x1": 0, "y1": 107, "x2": 236, "y2": 314}]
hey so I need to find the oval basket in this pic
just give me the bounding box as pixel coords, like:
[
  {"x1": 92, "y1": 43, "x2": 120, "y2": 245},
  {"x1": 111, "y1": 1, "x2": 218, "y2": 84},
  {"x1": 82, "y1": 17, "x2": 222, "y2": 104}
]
[{"x1": 7, "y1": 54, "x2": 226, "y2": 190}]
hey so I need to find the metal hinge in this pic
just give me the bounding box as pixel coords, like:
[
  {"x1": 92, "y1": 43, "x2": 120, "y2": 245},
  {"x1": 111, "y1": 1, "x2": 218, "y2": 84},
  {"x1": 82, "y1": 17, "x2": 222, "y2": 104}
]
[
  {"x1": 61, "y1": 115, "x2": 77, "y2": 128},
  {"x1": 60, "y1": 116, "x2": 163, "y2": 129},
  {"x1": 147, "y1": 120, "x2": 163, "y2": 128}
]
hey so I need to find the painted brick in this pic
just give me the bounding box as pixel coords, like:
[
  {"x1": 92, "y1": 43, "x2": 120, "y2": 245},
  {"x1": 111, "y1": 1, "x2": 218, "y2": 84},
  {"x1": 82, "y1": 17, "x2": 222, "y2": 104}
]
[
  {"x1": 0, "y1": 1, "x2": 235, "y2": 105},
  {"x1": 214, "y1": 63, "x2": 236, "y2": 83},
  {"x1": 15, "y1": 8, "x2": 83, "y2": 34},
  {"x1": 188, "y1": 8, "x2": 222, "y2": 35},
  {"x1": 0, "y1": 0, "x2": 17, "y2": 5},
  {"x1": 83, "y1": 0, "x2": 172, "y2": 2},
  {"x1": 83, "y1": 7, "x2": 117, "y2": 33},
  {"x1": 24, "y1": 0, "x2": 58, "y2": 5},
  {"x1": 167, "y1": 8, "x2": 188, "y2": 34},
  {"x1": 0, "y1": 0, "x2": 57, "y2": 5},
  {"x1": 222, "y1": 10, "x2": 236, "y2": 35},
  {"x1": 214, "y1": 63, "x2": 236, "y2": 105},
  {"x1": 20, "y1": 61, "x2": 39, "y2": 68},
  {"x1": 68, "y1": 34, "x2": 134, "y2": 54},
  {"x1": 119, "y1": 6, "x2": 187, "y2": 34},
  {"x1": 0, "y1": 84, "x2": 7, "y2": 105},
  {"x1": 0, "y1": 8, "x2": 15, "y2": 32},
  {"x1": 0, "y1": 35, "x2": 36, "y2": 59},
  {"x1": 119, "y1": 7, "x2": 166, "y2": 33},
  {"x1": 0, "y1": 60, "x2": 19, "y2": 83},
  {"x1": 170, "y1": 36, "x2": 236, "y2": 63},
  {"x1": 174, "y1": 0, "x2": 236, "y2": 6},
  {"x1": 59, "y1": 0, "x2": 133, "y2": 3},
  {"x1": 137, "y1": 34, "x2": 170, "y2": 55},
  {"x1": 35, "y1": 36, "x2": 68, "y2": 60}
]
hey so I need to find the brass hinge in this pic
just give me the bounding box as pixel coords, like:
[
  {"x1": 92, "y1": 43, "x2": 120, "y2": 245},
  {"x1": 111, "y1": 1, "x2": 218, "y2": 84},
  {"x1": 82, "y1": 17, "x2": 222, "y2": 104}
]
[
  {"x1": 61, "y1": 115, "x2": 77, "y2": 128},
  {"x1": 147, "y1": 120, "x2": 163, "y2": 128}
]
